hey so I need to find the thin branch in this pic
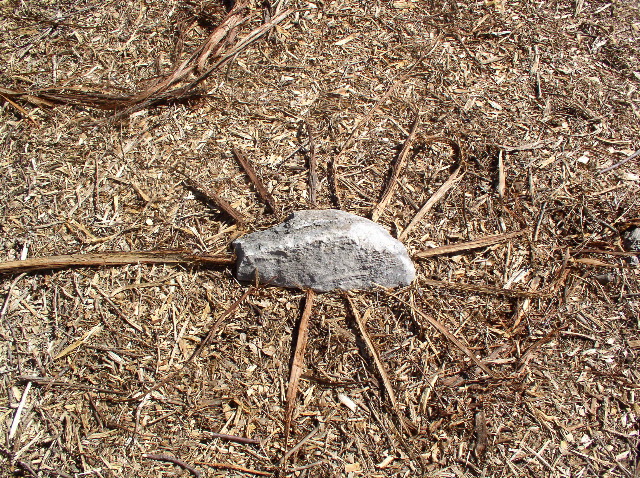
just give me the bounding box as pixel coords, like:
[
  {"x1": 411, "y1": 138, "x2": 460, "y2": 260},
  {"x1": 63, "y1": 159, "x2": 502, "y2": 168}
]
[
  {"x1": 143, "y1": 454, "x2": 201, "y2": 478},
  {"x1": 285, "y1": 289, "x2": 315, "y2": 443},
  {"x1": 195, "y1": 462, "x2": 272, "y2": 476},
  {"x1": 96, "y1": 287, "x2": 145, "y2": 333},
  {"x1": 345, "y1": 294, "x2": 416, "y2": 432},
  {"x1": 0, "y1": 251, "x2": 235, "y2": 276},
  {"x1": 400, "y1": 164, "x2": 464, "y2": 241},
  {"x1": 136, "y1": 287, "x2": 254, "y2": 399},
  {"x1": 330, "y1": 70, "x2": 417, "y2": 207},
  {"x1": 233, "y1": 146, "x2": 278, "y2": 214},
  {"x1": 598, "y1": 148, "x2": 640, "y2": 174},
  {"x1": 182, "y1": 178, "x2": 246, "y2": 224},
  {"x1": 413, "y1": 229, "x2": 526, "y2": 259},
  {"x1": 0, "y1": 272, "x2": 26, "y2": 323},
  {"x1": 281, "y1": 422, "x2": 321, "y2": 466},
  {"x1": 209, "y1": 432, "x2": 261, "y2": 446},
  {"x1": 371, "y1": 113, "x2": 421, "y2": 221},
  {"x1": 388, "y1": 293, "x2": 500, "y2": 378}
]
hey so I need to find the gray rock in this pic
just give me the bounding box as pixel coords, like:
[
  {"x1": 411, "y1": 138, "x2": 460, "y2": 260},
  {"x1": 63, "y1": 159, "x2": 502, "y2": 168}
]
[
  {"x1": 233, "y1": 210, "x2": 415, "y2": 292},
  {"x1": 622, "y1": 227, "x2": 640, "y2": 252}
]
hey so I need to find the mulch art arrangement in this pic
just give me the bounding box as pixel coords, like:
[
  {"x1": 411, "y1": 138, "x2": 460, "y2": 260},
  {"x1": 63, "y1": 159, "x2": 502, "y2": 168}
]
[{"x1": 1, "y1": 0, "x2": 639, "y2": 477}]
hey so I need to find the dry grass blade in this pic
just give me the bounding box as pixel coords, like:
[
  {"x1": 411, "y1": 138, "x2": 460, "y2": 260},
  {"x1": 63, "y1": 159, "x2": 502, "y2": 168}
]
[
  {"x1": 419, "y1": 277, "x2": 549, "y2": 299},
  {"x1": 0, "y1": 251, "x2": 236, "y2": 275},
  {"x1": 182, "y1": 178, "x2": 246, "y2": 224},
  {"x1": 414, "y1": 229, "x2": 527, "y2": 259},
  {"x1": 371, "y1": 113, "x2": 421, "y2": 221},
  {"x1": 233, "y1": 146, "x2": 277, "y2": 214},
  {"x1": 8, "y1": 382, "x2": 31, "y2": 441},
  {"x1": 53, "y1": 324, "x2": 102, "y2": 360},
  {"x1": 0, "y1": 272, "x2": 26, "y2": 323},
  {"x1": 284, "y1": 289, "x2": 315, "y2": 444},
  {"x1": 389, "y1": 293, "x2": 499, "y2": 378},
  {"x1": 345, "y1": 294, "x2": 416, "y2": 432},
  {"x1": 400, "y1": 164, "x2": 464, "y2": 241}
]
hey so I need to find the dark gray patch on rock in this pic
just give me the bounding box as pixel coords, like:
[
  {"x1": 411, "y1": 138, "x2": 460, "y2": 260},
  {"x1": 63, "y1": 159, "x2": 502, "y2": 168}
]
[
  {"x1": 233, "y1": 209, "x2": 415, "y2": 292},
  {"x1": 622, "y1": 227, "x2": 640, "y2": 252}
]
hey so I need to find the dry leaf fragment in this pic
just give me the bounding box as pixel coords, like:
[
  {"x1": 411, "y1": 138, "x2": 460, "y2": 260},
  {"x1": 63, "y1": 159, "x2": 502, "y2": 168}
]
[
  {"x1": 329, "y1": 87, "x2": 352, "y2": 97},
  {"x1": 376, "y1": 456, "x2": 395, "y2": 469},
  {"x1": 54, "y1": 324, "x2": 103, "y2": 360},
  {"x1": 337, "y1": 393, "x2": 358, "y2": 412},
  {"x1": 344, "y1": 462, "x2": 361, "y2": 473},
  {"x1": 335, "y1": 34, "x2": 357, "y2": 46}
]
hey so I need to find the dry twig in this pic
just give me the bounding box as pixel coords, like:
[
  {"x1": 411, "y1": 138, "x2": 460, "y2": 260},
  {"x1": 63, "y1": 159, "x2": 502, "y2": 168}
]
[
  {"x1": 143, "y1": 453, "x2": 201, "y2": 478},
  {"x1": 345, "y1": 295, "x2": 417, "y2": 433},
  {"x1": 284, "y1": 289, "x2": 315, "y2": 443},
  {"x1": 414, "y1": 229, "x2": 527, "y2": 259},
  {"x1": 399, "y1": 164, "x2": 464, "y2": 241},
  {"x1": 371, "y1": 114, "x2": 421, "y2": 221},
  {"x1": 0, "y1": 251, "x2": 235, "y2": 276},
  {"x1": 330, "y1": 71, "x2": 416, "y2": 206},
  {"x1": 389, "y1": 293, "x2": 499, "y2": 378},
  {"x1": 195, "y1": 462, "x2": 271, "y2": 476},
  {"x1": 233, "y1": 146, "x2": 277, "y2": 214},
  {"x1": 598, "y1": 148, "x2": 640, "y2": 173},
  {"x1": 135, "y1": 287, "x2": 254, "y2": 398},
  {"x1": 281, "y1": 422, "x2": 322, "y2": 466},
  {"x1": 182, "y1": 178, "x2": 246, "y2": 224}
]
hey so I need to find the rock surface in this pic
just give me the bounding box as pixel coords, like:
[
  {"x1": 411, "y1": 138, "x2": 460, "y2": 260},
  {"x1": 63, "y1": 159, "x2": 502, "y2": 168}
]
[
  {"x1": 622, "y1": 227, "x2": 640, "y2": 252},
  {"x1": 233, "y1": 210, "x2": 415, "y2": 292}
]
